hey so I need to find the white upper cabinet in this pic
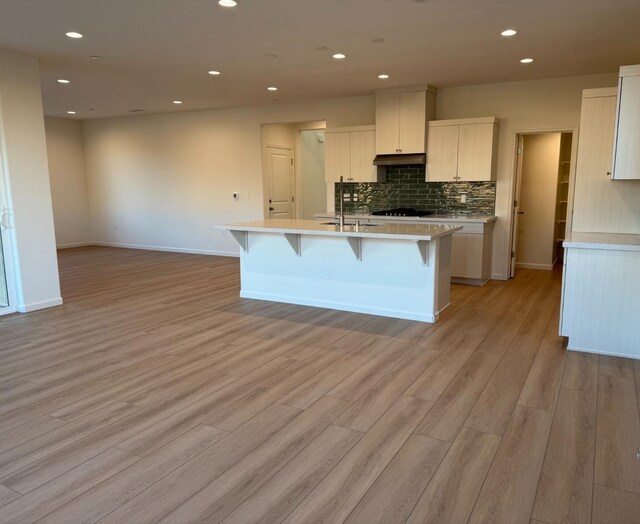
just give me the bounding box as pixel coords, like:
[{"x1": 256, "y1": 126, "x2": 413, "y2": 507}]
[
  {"x1": 426, "y1": 117, "x2": 499, "y2": 182},
  {"x1": 611, "y1": 64, "x2": 640, "y2": 180},
  {"x1": 350, "y1": 129, "x2": 377, "y2": 182},
  {"x1": 325, "y1": 126, "x2": 376, "y2": 183},
  {"x1": 375, "y1": 86, "x2": 436, "y2": 155}
]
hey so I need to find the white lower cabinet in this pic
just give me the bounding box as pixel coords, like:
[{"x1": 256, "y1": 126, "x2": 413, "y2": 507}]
[
  {"x1": 376, "y1": 220, "x2": 494, "y2": 285},
  {"x1": 315, "y1": 216, "x2": 494, "y2": 285},
  {"x1": 437, "y1": 222, "x2": 493, "y2": 285},
  {"x1": 560, "y1": 241, "x2": 640, "y2": 359}
]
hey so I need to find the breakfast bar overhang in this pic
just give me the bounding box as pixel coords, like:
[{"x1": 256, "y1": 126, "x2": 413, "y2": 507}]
[{"x1": 218, "y1": 219, "x2": 462, "y2": 323}]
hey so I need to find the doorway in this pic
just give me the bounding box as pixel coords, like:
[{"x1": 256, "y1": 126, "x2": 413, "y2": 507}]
[
  {"x1": 510, "y1": 132, "x2": 573, "y2": 276},
  {"x1": 298, "y1": 130, "x2": 326, "y2": 219},
  {"x1": 261, "y1": 121, "x2": 326, "y2": 220}
]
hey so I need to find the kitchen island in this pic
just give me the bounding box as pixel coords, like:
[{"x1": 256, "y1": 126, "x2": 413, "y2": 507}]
[{"x1": 217, "y1": 219, "x2": 462, "y2": 322}]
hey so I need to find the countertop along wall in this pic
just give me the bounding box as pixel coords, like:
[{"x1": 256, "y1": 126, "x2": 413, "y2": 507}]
[{"x1": 82, "y1": 95, "x2": 374, "y2": 256}]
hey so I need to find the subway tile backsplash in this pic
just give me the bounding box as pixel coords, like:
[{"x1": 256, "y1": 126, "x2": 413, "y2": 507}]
[{"x1": 334, "y1": 166, "x2": 496, "y2": 216}]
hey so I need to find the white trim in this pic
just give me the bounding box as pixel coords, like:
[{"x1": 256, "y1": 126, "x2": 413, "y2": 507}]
[
  {"x1": 515, "y1": 262, "x2": 554, "y2": 270},
  {"x1": 567, "y1": 345, "x2": 639, "y2": 362},
  {"x1": 492, "y1": 272, "x2": 508, "y2": 280},
  {"x1": 240, "y1": 290, "x2": 438, "y2": 323},
  {"x1": 56, "y1": 242, "x2": 94, "y2": 249},
  {"x1": 17, "y1": 297, "x2": 63, "y2": 313},
  {"x1": 92, "y1": 241, "x2": 240, "y2": 258},
  {"x1": 0, "y1": 305, "x2": 17, "y2": 316}
]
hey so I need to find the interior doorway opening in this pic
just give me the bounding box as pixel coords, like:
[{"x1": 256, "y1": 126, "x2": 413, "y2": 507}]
[
  {"x1": 510, "y1": 131, "x2": 574, "y2": 277},
  {"x1": 260, "y1": 121, "x2": 326, "y2": 220}
]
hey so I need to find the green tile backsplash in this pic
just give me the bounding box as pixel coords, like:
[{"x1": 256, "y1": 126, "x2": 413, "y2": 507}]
[{"x1": 334, "y1": 166, "x2": 496, "y2": 216}]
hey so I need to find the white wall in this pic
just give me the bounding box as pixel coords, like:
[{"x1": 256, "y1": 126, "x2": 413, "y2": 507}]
[
  {"x1": 0, "y1": 49, "x2": 61, "y2": 312},
  {"x1": 300, "y1": 130, "x2": 326, "y2": 220},
  {"x1": 516, "y1": 133, "x2": 561, "y2": 269},
  {"x1": 83, "y1": 96, "x2": 374, "y2": 256},
  {"x1": 44, "y1": 117, "x2": 91, "y2": 247},
  {"x1": 436, "y1": 72, "x2": 618, "y2": 279}
]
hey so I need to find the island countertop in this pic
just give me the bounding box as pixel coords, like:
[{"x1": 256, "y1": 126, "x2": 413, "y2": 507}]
[
  {"x1": 217, "y1": 219, "x2": 462, "y2": 241},
  {"x1": 313, "y1": 213, "x2": 497, "y2": 224}
]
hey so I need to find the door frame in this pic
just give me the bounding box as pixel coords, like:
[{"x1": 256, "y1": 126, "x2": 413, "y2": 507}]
[
  {"x1": 0, "y1": 153, "x2": 17, "y2": 316},
  {"x1": 264, "y1": 145, "x2": 294, "y2": 219},
  {"x1": 507, "y1": 125, "x2": 579, "y2": 278}
]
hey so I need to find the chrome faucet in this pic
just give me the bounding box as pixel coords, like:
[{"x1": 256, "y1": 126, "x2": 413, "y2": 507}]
[{"x1": 338, "y1": 175, "x2": 345, "y2": 227}]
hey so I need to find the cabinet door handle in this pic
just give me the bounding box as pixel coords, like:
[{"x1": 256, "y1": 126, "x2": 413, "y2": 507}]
[{"x1": 269, "y1": 207, "x2": 274, "y2": 211}]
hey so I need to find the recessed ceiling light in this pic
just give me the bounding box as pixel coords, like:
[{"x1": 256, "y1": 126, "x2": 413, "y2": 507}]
[
  {"x1": 67, "y1": 111, "x2": 76, "y2": 115},
  {"x1": 267, "y1": 86, "x2": 278, "y2": 91},
  {"x1": 57, "y1": 79, "x2": 70, "y2": 84},
  {"x1": 173, "y1": 100, "x2": 182, "y2": 104},
  {"x1": 332, "y1": 53, "x2": 347, "y2": 60},
  {"x1": 501, "y1": 29, "x2": 517, "y2": 36},
  {"x1": 90, "y1": 55, "x2": 101, "y2": 60},
  {"x1": 65, "y1": 31, "x2": 83, "y2": 39},
  {"x1": 520, "y1": 57, "x2": 534, "y2": 63},
  {"x1": 208, "y1": 70, "x2": 221, "y2": 75},
  {"x1": 263, "y1": 53, "x2": 278, "y2": 59},
  {"x1": 218, "y1": 0, "x2": 237, "y2": 6},
  {"x1": 378, "y1": 74, "x2": 390, "y2": 79}
]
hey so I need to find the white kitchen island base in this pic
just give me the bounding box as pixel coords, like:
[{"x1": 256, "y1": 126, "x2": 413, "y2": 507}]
[{"x1": 219, "y1": 220, "x2": 460, "y2": 323}]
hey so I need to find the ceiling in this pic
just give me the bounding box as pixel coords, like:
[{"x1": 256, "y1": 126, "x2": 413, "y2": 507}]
[{"x1": 1, "y1": 0, "x2": 639, "y2": 119}]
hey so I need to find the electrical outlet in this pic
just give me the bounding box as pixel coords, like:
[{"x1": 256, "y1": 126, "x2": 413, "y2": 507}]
[{"x1": 460, "y1": 194, "x2": 467, "y2": 204}]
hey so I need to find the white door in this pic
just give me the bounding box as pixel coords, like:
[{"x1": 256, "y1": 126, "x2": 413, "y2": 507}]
[
  {"x1": 0, "y1": 158, "x2": 16, "y2": 315},
  {"x1": 266, "y1": 146, "x2": 294, "y2": 219}
]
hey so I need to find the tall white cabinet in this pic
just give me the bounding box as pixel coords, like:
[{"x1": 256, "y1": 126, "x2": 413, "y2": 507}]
[
  {"x1": 560, "y1": 84, "x2": 640, "y2": 359},
  {"x1": 324, "y1": 126, "x2": 377, "y2": 183},
  {"x1": 426, "y1": 117, "x2": 499, "y2": 182}
]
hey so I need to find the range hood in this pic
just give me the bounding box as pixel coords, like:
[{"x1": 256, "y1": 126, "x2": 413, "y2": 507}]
[{"x1": 373, "y1": 153, "x2": 426, "y2": 166}]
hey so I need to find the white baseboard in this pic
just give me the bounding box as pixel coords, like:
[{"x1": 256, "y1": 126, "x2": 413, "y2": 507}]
[
  {"x1": 568, "y1": 345, "x2": 639, "y2": 361},
  {"x1": 491, "y1": 272, "x2": 508, "y2": 281},
  {"x1": 515, "y1": 262, "x2": 554, "y2": 271},
  {"x1": 18, "y1": 297, "x2": 63, "y2": 313},
  {"x1": 56, "y1": 242, "x2": 93, "y2": 249},
  {"x1": 240, "y1": 290, "x2": 437, "y2": 323},
  {"x1": 92, "y1": 241, "x2": 240, "y2": 258}
]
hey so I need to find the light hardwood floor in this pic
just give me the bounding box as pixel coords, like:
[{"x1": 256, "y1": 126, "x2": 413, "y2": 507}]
[{"x1": 0, "y1": 246, "x2": 639, "y2": 523}]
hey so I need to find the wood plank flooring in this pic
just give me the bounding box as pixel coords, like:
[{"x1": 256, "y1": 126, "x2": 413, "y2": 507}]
[{"x1": 0, "y1": 246, "x2": 639, "y2": 523}]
